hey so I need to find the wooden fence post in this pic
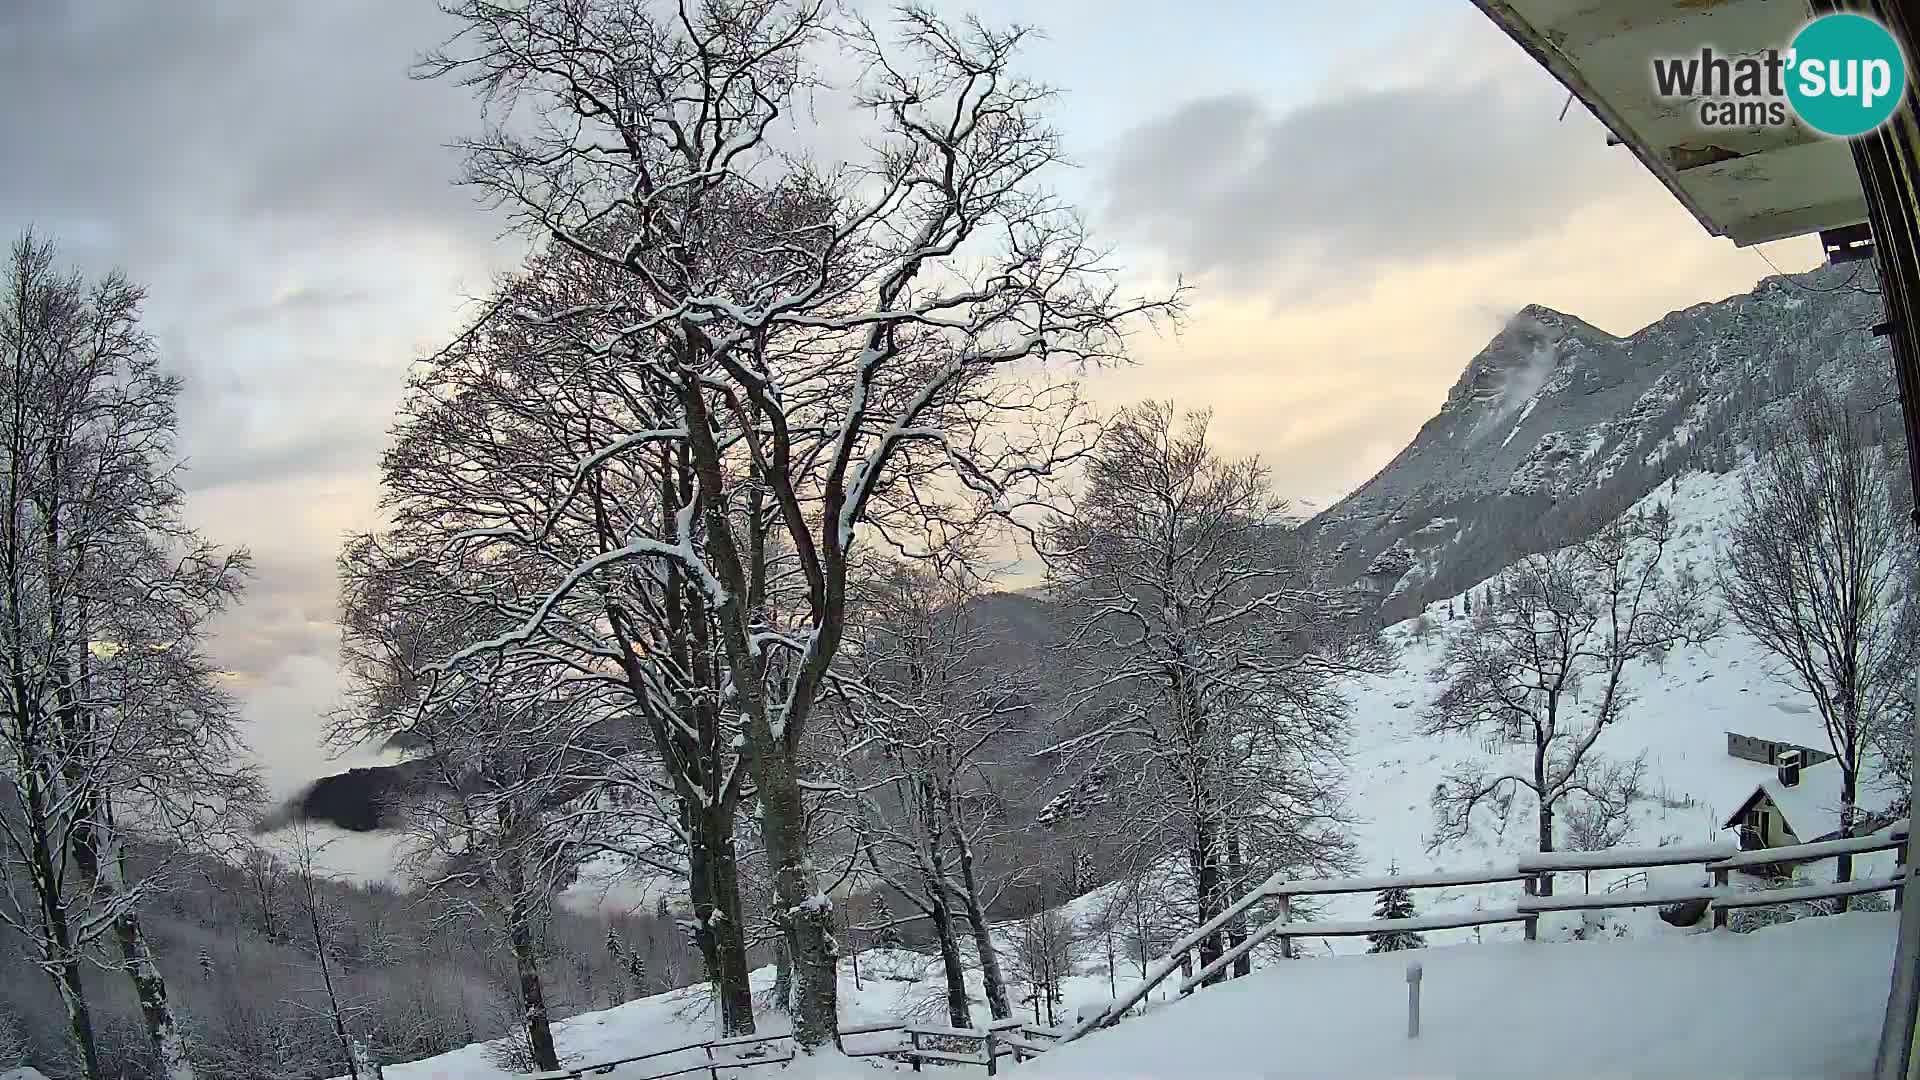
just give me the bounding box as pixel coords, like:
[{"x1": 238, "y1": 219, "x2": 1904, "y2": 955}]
[
  {"x1": 1278, "y1": 893, "x2": 1295, "y2": 960},
  {"x1": 1898, "y1": 842, "x2": 1908, "y2": 912},
  {"x1": 910, "y1": 1029, "x2": 922, "y2": 1073},
  {"x1": 985, "y1": 1029, "x2": 997, "y2": 1076},
  {"x1": 1712, "y1": 867, "x2": 1729, "y2": 929}
]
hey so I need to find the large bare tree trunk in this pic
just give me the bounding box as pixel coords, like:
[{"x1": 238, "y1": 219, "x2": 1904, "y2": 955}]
[
  {"x1": 1838, "y1": 763, "x2": 1859, "y2": 912},
  {"x1": 950, "y1": 827, "x2": 1011, "y2": 1020},
  {"x1": 929, "y1": 896, "x2": 973, "y2": 1029},
  {"x1": 754, "y1": 757, "x2": 839, "y2": 1048},
  {"x1": 506, "y1": 869, "x2": 560, "y2": 1072},
  {"x1": 71, "y1": 812, "x2": 195, "y2": 1080},
  {"x1": 1535, "y1": 746, "x2": 1556, "y2": 898},
  {"x1": 1226, "y1": 827, "x2": 1250, "y2": 978},
  {"x1": 690, "y1": 810, "x2": 755, "y2": 1034},
  {"x1": 116, "y1": 909, "x2": 194, "y2": 1080},
  {"x1": 1191, "y1": 827, "x2": 1223, "y2": 984},
  {"x1": 22, "y1": 773, "x2": 100, "y2": 1080}
]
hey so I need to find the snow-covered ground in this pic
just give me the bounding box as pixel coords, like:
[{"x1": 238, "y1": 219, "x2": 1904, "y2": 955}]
[
  {"x1": 1022, "y1": 910, "x2": 1898, "y2": 1080},
  {"x1": 364, "y1": 911, "x2": 1901, "y2": 1080},
  {"x1": 367, "y1": 464, "x2": 1905, "y2": 1079},
  {"x1": 1322, "y1": 465, "x2": 1898, "y2": 943}
]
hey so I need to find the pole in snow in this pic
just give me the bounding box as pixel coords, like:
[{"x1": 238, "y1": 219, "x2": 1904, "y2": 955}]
[{"x1": 1406, "y1": 961, "x2": 1423, "y2": 1040}]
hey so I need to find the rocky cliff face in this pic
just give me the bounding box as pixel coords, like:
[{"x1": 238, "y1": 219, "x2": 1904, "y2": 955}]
[{"x1": 1310, "y1": 264, "x2": 1891, "y2": 619}]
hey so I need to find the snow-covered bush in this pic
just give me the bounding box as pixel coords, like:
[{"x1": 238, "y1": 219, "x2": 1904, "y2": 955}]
[{"x1": 1728, "y1": 876, "x2": 1892, "y2": 934}]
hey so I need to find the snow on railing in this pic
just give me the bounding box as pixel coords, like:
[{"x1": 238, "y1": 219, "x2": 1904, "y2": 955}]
[
  {"x1": 1057, "y1": 825, "x2": 1918, "y2": 1050},
  {"x1": 1709, "y1": 823, "x2": 1910, "y2": 872}
]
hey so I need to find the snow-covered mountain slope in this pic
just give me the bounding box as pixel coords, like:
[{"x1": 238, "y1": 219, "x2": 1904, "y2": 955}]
[
  {"x1": 1319, "y1": 462, "x2": 1897, "y2": 943},
  {"x1": 1312, "y1": 265, "x2": 1889, "y2": 619}
]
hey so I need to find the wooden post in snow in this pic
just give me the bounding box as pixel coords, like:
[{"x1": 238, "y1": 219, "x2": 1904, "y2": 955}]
[
  {"x1": 1405, "y1": 961, "x2": 1423, "y2": 1039},
  {"x1": 1712, "y1": 867, "x2": 1730, "y2": 929}
]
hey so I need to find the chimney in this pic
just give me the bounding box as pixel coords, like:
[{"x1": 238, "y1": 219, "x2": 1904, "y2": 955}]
[{"x1": 1778, "y1": 749, "x2": 1803, "y2": 788}]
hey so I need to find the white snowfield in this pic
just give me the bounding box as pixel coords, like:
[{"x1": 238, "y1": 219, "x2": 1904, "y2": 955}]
[
  {"x1": 1021, "y1": 911, "x2": 1897, "y2": 1080},
  {"x1": 362, "y1": 464, "x2": 1911, "y2": 1080},
  {"x1": 365, "y1": 912, "x2": 1897, "y2": 1080},
  {"x1": 1323, "y1": 465, "x2": 1902, "y2": 941}
]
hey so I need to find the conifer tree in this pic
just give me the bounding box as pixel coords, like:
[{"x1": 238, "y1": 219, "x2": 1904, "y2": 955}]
[
  {"x1": 1366, "y1": 864, "x2": 1426, "y2": 953},
  {"x1": 873, "y1": 892, "x2": 904, "y2": 950}
]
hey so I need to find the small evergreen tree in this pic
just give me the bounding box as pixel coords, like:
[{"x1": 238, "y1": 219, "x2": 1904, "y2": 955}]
[
  {"x1": 627, "y1": 945, "x2": 647, "y2": 994},
  {"x1": 1366, "y1": 864, "x2": 1426, "y2": 953},
  {"x1": 1446, "y1": 600, "x2": 1456, "y2": 620},
  {"x1": 873, "y1": 892, "x2": 904, "y2": 949},
  {"x1": 1463, "y1": 590, "x2": 1472, "y2": 617}
]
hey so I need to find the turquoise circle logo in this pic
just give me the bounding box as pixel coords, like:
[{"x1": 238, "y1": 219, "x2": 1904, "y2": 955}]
[{"x1": 1786, "y1": 13, "x2": 1907, "y2": 137}]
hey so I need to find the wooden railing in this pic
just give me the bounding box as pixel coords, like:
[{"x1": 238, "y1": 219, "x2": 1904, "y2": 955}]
[
  {"x1": 523, "y1": 822, "x2": 1911, "y2": 1075},
  {"x1": 529, "y1": 1016, "x2": 1070, "y2": 1080},
  {"x1": 1058, "y1": 821, "x2": 1911, "y2": 1046}
]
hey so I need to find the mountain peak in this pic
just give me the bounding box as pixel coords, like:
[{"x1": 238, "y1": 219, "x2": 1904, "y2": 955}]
[{"x1": 1309, "y1": 266, "x2": 1887, "y2": 620}]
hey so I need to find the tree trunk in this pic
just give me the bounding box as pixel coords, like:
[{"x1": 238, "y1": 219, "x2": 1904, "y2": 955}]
[
  {"x1": 72, "y1": 814, "x2": 191, "y2": 1080},
  {"x1": 949, "y1": 817, "x2": 1011, "y2": 1019},
  {"x1": 1536, "y1": 801, "x2": 1556, "y2": 898},
  {"x1": 754, "y1": 753, "x2": 838, "y2": 1049},
  {"x1": 1838, "y1": 766, "x2": 1859, "y2": 912},
  {"x1": 507, "y1": 882, "x2": 560, "y2": 1072},
  {"x1": 689, "y1": 805, "x2": 756, "y2": 1034},
  {"x1": 22, "y1": 770, "x2": 100, "y2": 1080},
  {"x1": 115, "y1": 908, "x2": 194, "y2": 1080},
  {"x1": 771, "y1": 938, "x2": 793, "y2": 1015},
  {"x1": 1192, "y1": 814, "x2": 1224, "y2": 984},
  {"x1": 1535, "y1": 747, "x2": 1555, "y2": 898},
  {"x1": 1226, "y1": 827, "x2": 1250, "y2": 978},
  {"x1": 707, "y1": 818, "x2": 756, "y2": 1034},
  {"x1": 928, "y1": 891, "x2": 972, "y2": 1029}
]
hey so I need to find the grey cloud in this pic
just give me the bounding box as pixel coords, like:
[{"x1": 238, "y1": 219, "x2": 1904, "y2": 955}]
[
  {"x1": 0, "y1": 2, "x2": 518, "y2": 794},
  {"x1": 1100, "y1": 74, "x2": 1629, "y2": 292},
  {"x1": 0, "y1": 1, "x2": 492, "y2": 260}
]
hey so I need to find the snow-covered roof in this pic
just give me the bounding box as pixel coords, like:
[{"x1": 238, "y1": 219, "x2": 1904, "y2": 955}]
[
  {"x1": 1723, "y1": 705, "x2": 1832, "y2": 749},
  {"x1": 1723, "y1": 760, "x2": 1847, "y2": 841}
]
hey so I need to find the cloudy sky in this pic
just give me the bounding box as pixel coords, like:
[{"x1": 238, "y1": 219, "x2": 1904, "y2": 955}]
[{"x1": 0, "y1": 1, "x2": 1822, "y2": 810}]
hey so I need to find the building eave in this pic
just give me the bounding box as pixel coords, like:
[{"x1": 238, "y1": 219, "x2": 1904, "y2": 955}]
[{"x1": 1470, "y1": 0, "x2": 1870, "y2": 246}]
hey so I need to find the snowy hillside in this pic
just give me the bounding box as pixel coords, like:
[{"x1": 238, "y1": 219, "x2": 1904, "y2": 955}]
[
  {"x1": 355, "y1": 462, "x2": 1904, "y2": 1080},
  {"x1": 355, "y1": 908, "x2": 1900, "y2": 1080},
  {"x1": 1322, "y1": 462, "x2": 1897, "y2": 943}
]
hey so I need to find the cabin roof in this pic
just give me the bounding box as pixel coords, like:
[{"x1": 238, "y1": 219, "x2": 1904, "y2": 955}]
[{"x1": 1721, "y1": 759, "x2": 1847, "y2": 839}]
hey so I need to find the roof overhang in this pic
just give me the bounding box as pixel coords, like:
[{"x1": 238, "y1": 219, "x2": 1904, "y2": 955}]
[{"x1": 1472, "y1": 0, "x2": 1870, "y2": 246}]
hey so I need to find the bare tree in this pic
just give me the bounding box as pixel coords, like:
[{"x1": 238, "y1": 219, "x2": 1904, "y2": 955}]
[
  {"x1": 1426, "y1": 506, "x2": 1712, "y2": 892},
  {"x1": 368, "y1": 241, "x2": 765, "y2": 1035},
  {"x1": 1041, "y1": 402, "x2": 1377, "y2": 982},
  {"x1": 419, "y1": 0, "x2": 1177, "y2": 1048},
  {"x1": 1721, "y1": 387, "x2": 1918, "y2": 891},
  {"x1": 0, "y1": 231, "x2": 260, "y2": 1080},
  {"x1": 842, "y1": 557, "x2": 1025, "y2": 1024},
  {"x1": 1006, "y1": 907, "x2": 1078, "y2": 1027},
  {"x1": 281, "y1": 827, "x2": 384, "y2": 1080}
]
